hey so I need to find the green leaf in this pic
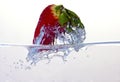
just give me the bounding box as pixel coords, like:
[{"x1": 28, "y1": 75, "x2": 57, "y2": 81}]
[
  {"x1": 67, "y1": 9, "x2": 78, "y2": 17},
  {"x1": 55, "y1": 5, "x2": 63, "y2": 11},
  {"x1": 59, "y1": 13, "x2": 69, "y2": 26},
  {"x1": 66, "y1": 9, "x2": 85, "y2": 29}
]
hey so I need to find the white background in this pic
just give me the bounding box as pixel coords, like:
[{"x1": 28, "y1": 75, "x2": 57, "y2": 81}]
[{"x1": 0, "y1": 0, "x2": 120, "y2": 82}]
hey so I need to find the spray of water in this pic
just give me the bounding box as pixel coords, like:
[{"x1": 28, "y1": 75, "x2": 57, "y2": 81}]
[
  {"x1": 26, "y1": 27, "x2": 86, "y2": 64},
  {"x1": 0, "y1": 41, "x2": 120, "y2": 70}
]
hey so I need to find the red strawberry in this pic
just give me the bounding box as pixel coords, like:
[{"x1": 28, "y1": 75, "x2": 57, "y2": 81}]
[{"x1": 33, "y1": 4, "x2": 84, "y2": 45}]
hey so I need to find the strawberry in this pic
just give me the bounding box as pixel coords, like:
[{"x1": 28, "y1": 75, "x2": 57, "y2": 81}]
[{"x1": 33, "y1": 4, "x2": 85, "y2": 45}]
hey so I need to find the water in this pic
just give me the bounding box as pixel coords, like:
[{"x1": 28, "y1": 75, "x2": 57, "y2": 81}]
[
  {"x1": 0, "y1": 43, "x2": 120, "y2": 82},
  {"x1": 1, "y1": 28, "x2": 120, "y2": 82},
  {"x1": 27, "y1": 27, "x2": 86, "y2": 64},
  {"x1": 1, "y1": 41, "x2": 120, "y2": 65}
]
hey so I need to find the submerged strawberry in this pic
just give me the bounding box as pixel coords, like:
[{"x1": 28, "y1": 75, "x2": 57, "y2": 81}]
[{"x1": 33, "y1": 4, "x2": 85, "y2": 45}]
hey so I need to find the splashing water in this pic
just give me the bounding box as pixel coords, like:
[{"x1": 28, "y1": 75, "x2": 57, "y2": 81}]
[
  {"x1": 26, "y1": 27, "x2": 86, "y2": 64},
  {"x1": 1, "y1": 41, "x2": 120, "y2": 66},
  {"x1": 25, "y1": 24, "x2": 120, "y2": 64},
  {"x1": 26, "y1": 41, "x2": 120, "y2": 65}
]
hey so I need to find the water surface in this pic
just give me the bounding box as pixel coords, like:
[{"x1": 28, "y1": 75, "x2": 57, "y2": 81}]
[{"x1": 0, "y1": 42, "x2": 120, "y2": 82}]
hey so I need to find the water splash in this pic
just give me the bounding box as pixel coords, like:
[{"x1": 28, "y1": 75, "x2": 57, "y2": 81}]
[
  {"x1": 26, "y1": 41, "x2": 120, "y2": 64},
  {"x1": 1, "y1": 41, "x2": 120, "y2": 65},
  {"x1": 27, "y1": 27, "x2": 86, "y2": 64},
  {"x1": 26, "y1": 25, "x2": 120, "y2": 64}
]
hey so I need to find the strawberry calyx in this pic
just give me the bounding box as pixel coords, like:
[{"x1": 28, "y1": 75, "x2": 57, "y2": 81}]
[{"x1": 53, "y1": 5, "x2": 84, "y2": 33}]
